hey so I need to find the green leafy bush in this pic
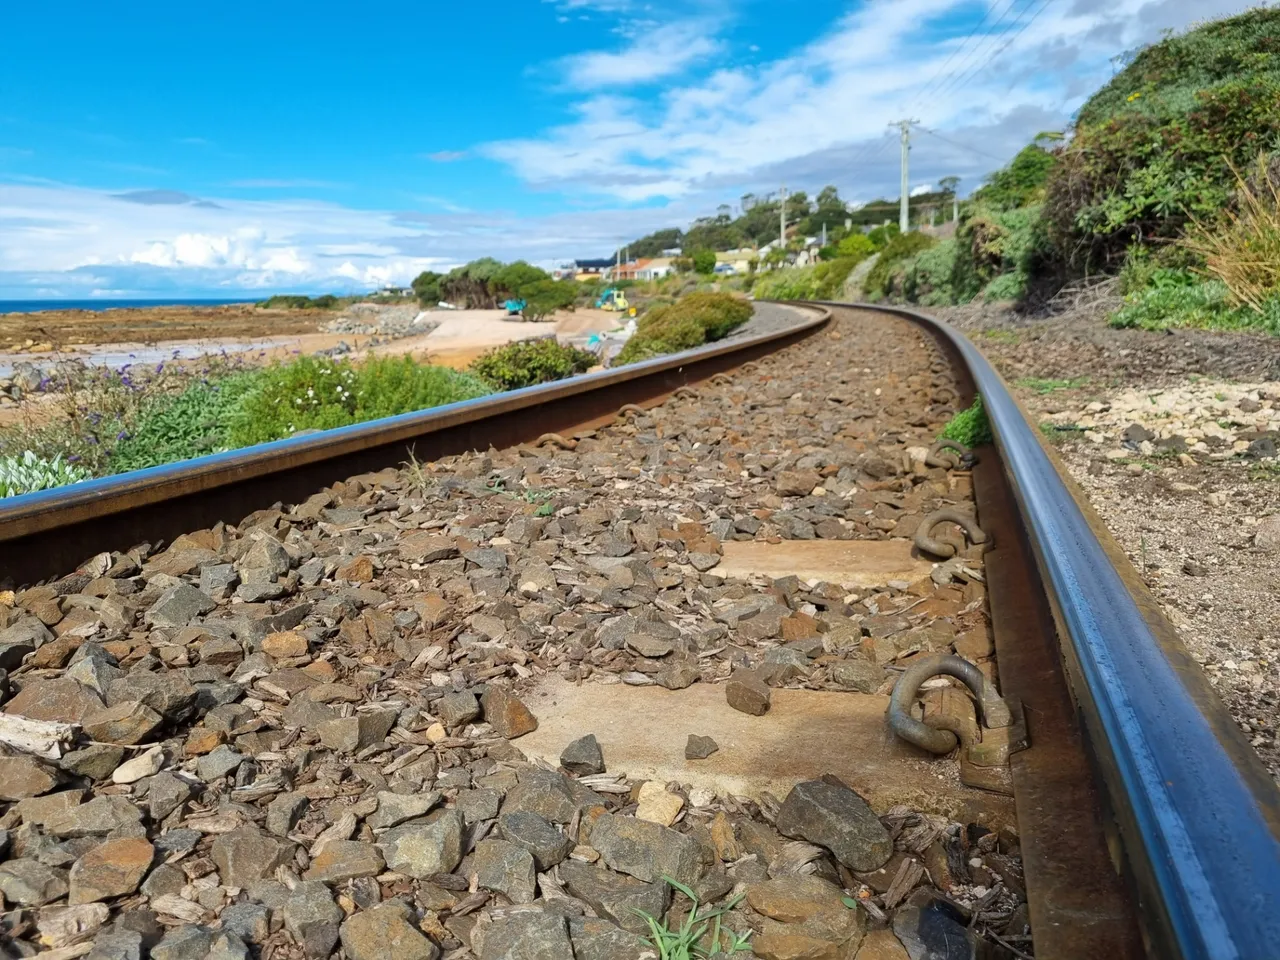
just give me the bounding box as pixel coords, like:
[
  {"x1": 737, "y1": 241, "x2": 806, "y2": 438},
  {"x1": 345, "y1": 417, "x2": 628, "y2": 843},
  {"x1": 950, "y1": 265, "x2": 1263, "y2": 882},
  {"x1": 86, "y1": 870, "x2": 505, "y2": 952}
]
[
  {"x1": 751, "y1": 258, "x2": 864, "y2": 301},
  {"x1": 902, "y1": 239, "x2": 959, "y2": 306},
  {"x1": 864, "y1": 232, "x2": 937, "y2": 300},
  {"x1": 614, "y1": 292, "x2": 752, "y2": 365},
  {"x1": 973, "y1": 143, "x2": 1057, "y2": 210},
  {"x1": 940, "y1": 397, "x2": 993, "y2": 448},
  {"x1": 837, "y1": 233, "x2": 876, "y2": 259},
  {"x1": 692, "y1": 249, "x2": 717, "y2": 275},
  {"x1": 111, "y1": 372, "x2": 262, "y2": 472},
  {"x1": 227, "y1": 355, "x2": 492, "y2": 446},
  {"x1": 469, "y1": 337, "x2": 598, "y2": 390},
  {"x1": 0, "y1": 451, "x2": 93, "y2": 498},
  {"x1": 949, "y1": 204, "x2": 1050, "y2": 303},
  {"x1": 1043, "y1": 8, "x2": 1280, "y2": 274}
]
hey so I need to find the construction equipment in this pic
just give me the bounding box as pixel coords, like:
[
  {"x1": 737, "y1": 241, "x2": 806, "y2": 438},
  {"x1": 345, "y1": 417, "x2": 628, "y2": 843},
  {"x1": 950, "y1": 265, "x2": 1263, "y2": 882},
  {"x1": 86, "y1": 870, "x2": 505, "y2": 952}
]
[{"x1": 596, "y1": 288, "x2": 629, "y2": 312}]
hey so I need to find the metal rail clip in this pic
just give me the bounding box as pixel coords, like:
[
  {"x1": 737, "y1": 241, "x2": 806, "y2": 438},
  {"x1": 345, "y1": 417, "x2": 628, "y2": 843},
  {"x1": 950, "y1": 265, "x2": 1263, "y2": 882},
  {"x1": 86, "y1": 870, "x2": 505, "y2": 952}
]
[{"x1": 888, "y1": 654, "x2": 1027, "y2": 796}]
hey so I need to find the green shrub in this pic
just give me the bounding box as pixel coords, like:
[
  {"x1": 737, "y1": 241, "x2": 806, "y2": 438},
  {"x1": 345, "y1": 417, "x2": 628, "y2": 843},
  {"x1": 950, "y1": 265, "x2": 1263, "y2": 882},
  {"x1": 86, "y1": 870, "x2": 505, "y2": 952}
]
[
  {"x1": 940, "y1": 397, "x2": 993, "y2": 448},
  {"x1": 1043, "y1": 8, "x2": 1280, "y2": 274},
  {"x1": 950, "y1": 204, "x2": 1049, "y2": 303},
  {"x1": 751, "y1": 258, "x2": 863, "y2": 302},
  {"x1": 665, "y1": 291, "x2": 753, "y2": 340},
  {"x1": 258, "y1": 294, "x2": 339, "y2": 309},
  {"x1": 613, "y1": 292, "x2": 752, "y2": 365},
  {"x1": 0, "y1": 451, "x2": 93, "y2": 498},
  {"x1": 111, "y1": 372, "x2": 262, "y2": 472},
  {"x1": 692, "y1": 249, "x2": 717, "y2": 275},
  {"x1": 837, "y1": 233, "x2": 876, "y2": 260},
  {"x1": 614, "y1": 308, "x2": 707, "y2": 365},
  {"x1": 902, "y1": 239, "x2": 959, "y2": 306},
  {"x1": 973, "y1": 143, "x2": 1057, "y2": 210},
  {"x1": 864, "y1": 232, "x2": 937, "y2": 300},
  {"x1": 469, "y1": 337, "x2": 597, "y2": 390},
  {"x1": 227, "y1": 355, "x2": 492, "y2": 446}
]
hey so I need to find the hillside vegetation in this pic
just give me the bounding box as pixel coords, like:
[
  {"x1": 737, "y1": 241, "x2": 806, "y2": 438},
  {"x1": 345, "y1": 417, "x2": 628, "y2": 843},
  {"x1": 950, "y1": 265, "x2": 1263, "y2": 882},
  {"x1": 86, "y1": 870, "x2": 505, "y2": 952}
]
[{"x1": 858, "y1": 7, "x2": 1280, "y2": 335}]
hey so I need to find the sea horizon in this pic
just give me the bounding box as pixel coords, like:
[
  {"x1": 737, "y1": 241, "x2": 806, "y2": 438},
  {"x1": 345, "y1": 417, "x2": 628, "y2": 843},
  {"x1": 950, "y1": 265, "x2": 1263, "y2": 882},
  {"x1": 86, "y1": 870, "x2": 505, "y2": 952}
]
[{"x1": 0, "y1": 297, "x2": 257, "y2": 315}]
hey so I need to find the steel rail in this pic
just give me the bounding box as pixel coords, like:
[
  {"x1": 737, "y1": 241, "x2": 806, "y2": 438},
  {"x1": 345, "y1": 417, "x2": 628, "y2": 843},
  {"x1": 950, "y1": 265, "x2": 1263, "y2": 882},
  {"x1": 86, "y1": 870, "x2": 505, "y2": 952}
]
[
  {"x1": 0, "y1": 305, "x2": 830, "y2": 585},
  {"x1": 817, "y1": 301, "x2": 1280, "y2": 960}
]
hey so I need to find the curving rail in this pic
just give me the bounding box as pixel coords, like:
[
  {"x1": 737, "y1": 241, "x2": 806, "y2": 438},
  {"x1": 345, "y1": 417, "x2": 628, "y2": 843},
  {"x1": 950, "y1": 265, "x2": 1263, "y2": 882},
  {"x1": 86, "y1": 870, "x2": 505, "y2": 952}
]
[{"x1": 823, "y1": 301, "x2": 1280, "y2": 960}]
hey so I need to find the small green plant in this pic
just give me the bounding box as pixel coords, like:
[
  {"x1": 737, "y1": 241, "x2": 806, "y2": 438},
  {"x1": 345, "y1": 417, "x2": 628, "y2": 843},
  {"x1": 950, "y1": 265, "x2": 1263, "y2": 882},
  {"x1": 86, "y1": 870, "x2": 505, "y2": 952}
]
[
  {"x1": 940, "y1": 396, "x2": 994, "y2": 447},
  {"x1": 402, "y1": 446, "x2": 433, "y2": 497},
  {"x1": 469, "y1": 338, "x2": 597, "y2": 391},
  {"x1": 1016, "y1": 376, "x2": 1090, "y2": 394},
  {"x1": 635, "y1": 877, "x2": 752, "y2": 959},
  {"x1": 534, "y1": 501, "x2": 555, "y2": 517},
  {"x1": 980, "y1": 329, "x2": 1022, "y2": 344},
  {"x1": 0, "y1": 451, "x2": 93, "y2": 498}
]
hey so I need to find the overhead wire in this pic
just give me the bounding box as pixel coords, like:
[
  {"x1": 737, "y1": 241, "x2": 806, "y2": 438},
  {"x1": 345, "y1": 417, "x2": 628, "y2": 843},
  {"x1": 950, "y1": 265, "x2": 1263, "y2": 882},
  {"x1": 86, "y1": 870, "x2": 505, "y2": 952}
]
[
  {"x1": 934, "y1": 0, "x2": 1056, "y2": 103},
  {"x1": 904, "y1": 0, "x2": 1026, "y2": 113}
]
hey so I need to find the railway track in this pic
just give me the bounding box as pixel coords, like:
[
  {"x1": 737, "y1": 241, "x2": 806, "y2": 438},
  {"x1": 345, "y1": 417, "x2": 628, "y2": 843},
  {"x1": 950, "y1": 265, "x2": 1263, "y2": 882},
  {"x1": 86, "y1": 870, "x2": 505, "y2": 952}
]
[{"x1": 0, "y1": 302, "x2": 1276, "y2": 960}]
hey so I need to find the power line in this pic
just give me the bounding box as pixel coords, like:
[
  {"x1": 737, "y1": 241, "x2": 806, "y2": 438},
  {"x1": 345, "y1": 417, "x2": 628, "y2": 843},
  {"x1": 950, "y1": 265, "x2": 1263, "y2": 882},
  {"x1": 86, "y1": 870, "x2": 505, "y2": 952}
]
[
  {"x1": 906, "y1": 0, "x2": 1024, "y2": 113},
  {"x1": 935, "y1": 0, "x2": 1055, "y2": 103},
  {"x1": 918, "y1": 126, "x2": 1008, "y2": 163},
  {"x1": 930, "y1": 0, "x2": 1042, "y2": 103}
]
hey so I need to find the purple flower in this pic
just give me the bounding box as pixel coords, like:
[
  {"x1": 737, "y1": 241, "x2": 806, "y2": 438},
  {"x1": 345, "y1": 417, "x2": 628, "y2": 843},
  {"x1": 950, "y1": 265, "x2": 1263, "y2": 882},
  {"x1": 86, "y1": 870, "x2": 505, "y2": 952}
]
[
  {"x1": 116, "y1": 430, "x2": 128, "y2": 441},
  {"x1": 155, "y1": 363, "x2": 164, "y2": 373},
  {"x1": 67, "y1": 455, "x2": 80, "y2": 463}
]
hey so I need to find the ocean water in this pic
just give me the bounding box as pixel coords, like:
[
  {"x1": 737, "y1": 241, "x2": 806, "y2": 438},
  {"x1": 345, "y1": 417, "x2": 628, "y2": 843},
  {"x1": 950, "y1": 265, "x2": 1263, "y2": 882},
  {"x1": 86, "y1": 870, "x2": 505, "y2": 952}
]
[{"x1": 0, "y1": 298, "x2": 252, "y2": 315}]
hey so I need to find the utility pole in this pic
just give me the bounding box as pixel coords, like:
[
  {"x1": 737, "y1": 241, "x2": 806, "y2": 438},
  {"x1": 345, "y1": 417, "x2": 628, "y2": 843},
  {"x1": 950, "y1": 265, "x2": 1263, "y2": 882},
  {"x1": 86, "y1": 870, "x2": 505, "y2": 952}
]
[
  {"x1": 891, "y1": 119, "x2": 918, "y2": 233},
  {"x1": 779, "y1": 184, "x2": 788, "y2": 254}
]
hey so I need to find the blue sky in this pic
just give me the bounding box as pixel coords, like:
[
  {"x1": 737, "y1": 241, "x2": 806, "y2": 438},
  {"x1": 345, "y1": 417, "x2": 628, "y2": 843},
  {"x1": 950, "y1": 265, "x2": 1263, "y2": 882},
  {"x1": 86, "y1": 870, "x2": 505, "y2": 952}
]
[{"x1": 0, "y1": 0, "x2": 1264, "y2": 298}]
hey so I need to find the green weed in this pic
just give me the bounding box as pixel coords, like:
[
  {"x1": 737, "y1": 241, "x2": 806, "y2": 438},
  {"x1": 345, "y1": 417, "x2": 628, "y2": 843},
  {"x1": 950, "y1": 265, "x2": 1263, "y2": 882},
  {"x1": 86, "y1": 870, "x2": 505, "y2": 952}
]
[
  {"x1": 1016, "y1": 376, "x2": 1091, "y2": 394},
  {"x1": 940, "y1": 396, "x2": 994, "y2": 447},
  {"x1": 635, "y1": 877, "x2": 752, "y2": 959}
]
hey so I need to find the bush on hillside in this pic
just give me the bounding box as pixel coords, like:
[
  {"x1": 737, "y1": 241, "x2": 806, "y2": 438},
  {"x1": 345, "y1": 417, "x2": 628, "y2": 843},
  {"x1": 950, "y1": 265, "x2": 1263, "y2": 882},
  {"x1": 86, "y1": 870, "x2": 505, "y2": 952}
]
[
  {"x1": 751, "y1": 258, "x2": 865, "y2": 302},
  {"x1": 950, "y1": 204, "x2": 1051, "y2": 303},
  {"x1": 902, "y1": 240, "x2": 960, "y2": 306},
  {"x1": 973, "y1": 142, "x2": 1058, "y2": 210},
  {"x1": 837, "y1": 233, "x2": 876, "y2": 260},
  {"x1": 469, "y1": 337, "x2": 597, "y2": 390},
  {"x1": 1043, "y1": 8, "x2": 1280, "y2": 274},
  {"x1": 864, "y1": 232, "x2": 937, "y2": 300},
  {"x1": 227, "y1": 355, "x2": 491, "y2": 446},
  {"x1": 665, "y1": 291, "x2": 753, "y2": 339}
]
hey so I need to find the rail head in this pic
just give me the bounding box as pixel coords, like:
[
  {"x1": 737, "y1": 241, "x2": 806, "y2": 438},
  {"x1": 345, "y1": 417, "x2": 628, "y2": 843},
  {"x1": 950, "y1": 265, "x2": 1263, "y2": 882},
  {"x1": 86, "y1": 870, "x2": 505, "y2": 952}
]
[
  {"x1": 0, "y1": 302, "x2": 830, "y2": 545},
  {"x1": 815, "y1": 300, "x2": 1280, "y2": 960}
]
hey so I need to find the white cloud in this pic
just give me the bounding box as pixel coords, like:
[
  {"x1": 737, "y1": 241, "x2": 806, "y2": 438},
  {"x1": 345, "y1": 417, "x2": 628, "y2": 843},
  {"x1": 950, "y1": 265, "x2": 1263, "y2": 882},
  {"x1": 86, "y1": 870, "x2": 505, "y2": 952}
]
[
  {"x1": 0, "y1": 178, "x2": 700, "y2": 297},
  {"x1": 562, "y1": 21, "x2": 722, "y2": 87},
  {"x1": 486, "y1": 0, "x2": 1263, "y2": 203}
]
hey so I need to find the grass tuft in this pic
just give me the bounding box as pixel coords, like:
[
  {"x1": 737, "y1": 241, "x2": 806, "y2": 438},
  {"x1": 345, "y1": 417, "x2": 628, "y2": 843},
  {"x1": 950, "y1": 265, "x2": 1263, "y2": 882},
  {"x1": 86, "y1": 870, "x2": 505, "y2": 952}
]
[
  {"x1": 940, "y1": 396, "x2": 994, "y2": 447},
  {"x1": 635, "y1": 877, "x2": 752, "y2": 959}
]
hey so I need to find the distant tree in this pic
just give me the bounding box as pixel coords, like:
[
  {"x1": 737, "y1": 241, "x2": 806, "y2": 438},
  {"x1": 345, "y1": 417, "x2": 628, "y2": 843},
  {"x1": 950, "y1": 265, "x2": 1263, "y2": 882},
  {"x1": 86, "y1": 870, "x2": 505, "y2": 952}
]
[
  {"x1": 692, "y1": 249, "x2": 717, "y2": 275},
  {"x1": 617, "y1": 227, "x2": 683, "y2": 259},
  {"x1": 411, "y1": 270, "x2": 442, "y2": 306},
  {"x1": 672, "y1": 256, "x2": 694, "y2": 273}
]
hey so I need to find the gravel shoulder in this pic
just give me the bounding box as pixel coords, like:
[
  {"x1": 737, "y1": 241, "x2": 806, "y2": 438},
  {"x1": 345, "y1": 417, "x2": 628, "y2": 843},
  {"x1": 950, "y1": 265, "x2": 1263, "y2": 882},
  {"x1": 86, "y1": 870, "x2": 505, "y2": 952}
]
[{"x1": 933, "y1": 303, "x2": 1280, "y2": 779}]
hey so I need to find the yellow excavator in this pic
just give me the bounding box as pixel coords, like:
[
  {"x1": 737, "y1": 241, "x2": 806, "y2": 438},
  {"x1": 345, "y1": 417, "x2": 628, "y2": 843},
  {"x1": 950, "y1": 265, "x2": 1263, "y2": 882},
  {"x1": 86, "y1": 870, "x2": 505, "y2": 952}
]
[{"x1": 596, "y1": 287, "x2": 630, "y2": 312}]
